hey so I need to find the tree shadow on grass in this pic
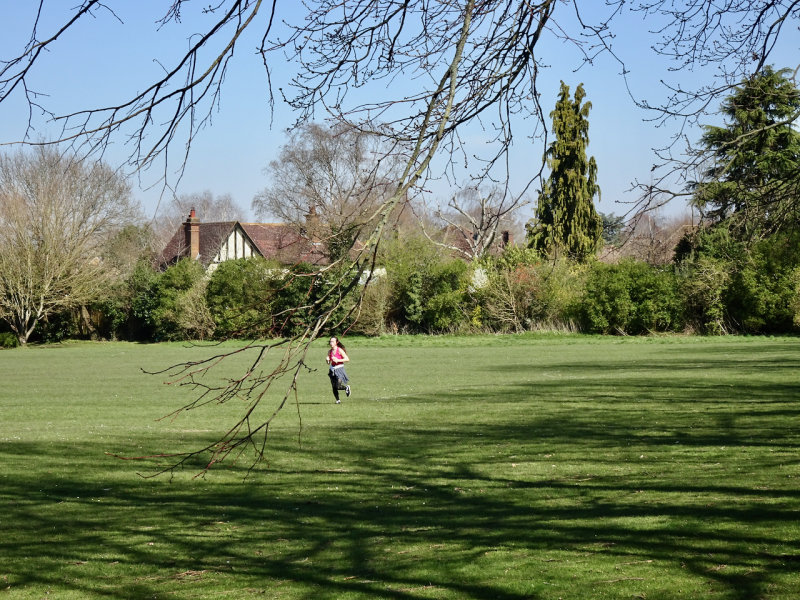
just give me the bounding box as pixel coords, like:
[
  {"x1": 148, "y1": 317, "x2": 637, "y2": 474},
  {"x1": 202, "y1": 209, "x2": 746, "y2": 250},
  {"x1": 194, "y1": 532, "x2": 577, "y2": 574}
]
[
  {"x1": 3, "y1": 341, "x2": 800, "y2": 598},
  {"x1": 3, "y1": 401, "x2": 800, "y2": 600}
]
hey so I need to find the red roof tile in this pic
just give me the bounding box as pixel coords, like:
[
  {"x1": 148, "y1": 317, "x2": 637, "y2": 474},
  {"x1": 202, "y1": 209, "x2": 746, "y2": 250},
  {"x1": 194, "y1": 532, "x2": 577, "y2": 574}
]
[{"x1": 158, "y1": 219, "x2": 328, "y2": 269}]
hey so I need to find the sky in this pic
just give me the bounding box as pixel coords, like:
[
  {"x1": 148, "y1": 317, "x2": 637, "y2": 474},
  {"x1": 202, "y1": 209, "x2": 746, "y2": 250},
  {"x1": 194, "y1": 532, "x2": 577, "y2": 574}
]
[{"x1": 1, "y1": 2, "x2": 797, "y2": 224}]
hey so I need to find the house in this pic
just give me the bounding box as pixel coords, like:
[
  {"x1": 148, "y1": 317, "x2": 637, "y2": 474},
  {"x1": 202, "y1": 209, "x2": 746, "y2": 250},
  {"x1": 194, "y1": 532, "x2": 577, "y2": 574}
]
[{"x1": 159, "y1": 208, "x2": 328, "y2": 271}]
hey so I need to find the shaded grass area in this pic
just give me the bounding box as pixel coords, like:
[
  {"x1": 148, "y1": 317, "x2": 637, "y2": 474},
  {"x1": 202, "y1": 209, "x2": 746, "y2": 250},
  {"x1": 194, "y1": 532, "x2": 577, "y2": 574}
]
[{"x1": 1, "y1": 336, "x2": 799, "y2": 598}]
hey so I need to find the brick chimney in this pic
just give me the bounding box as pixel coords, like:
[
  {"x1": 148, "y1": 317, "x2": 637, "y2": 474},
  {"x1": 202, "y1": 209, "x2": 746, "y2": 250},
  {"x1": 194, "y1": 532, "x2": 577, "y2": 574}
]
[
  {"x1": 304, "y1": 204, "x2": 319, "y2": 239},
  {"x1": 184, "y1": 208, "x2": 200, "y2": 260}
]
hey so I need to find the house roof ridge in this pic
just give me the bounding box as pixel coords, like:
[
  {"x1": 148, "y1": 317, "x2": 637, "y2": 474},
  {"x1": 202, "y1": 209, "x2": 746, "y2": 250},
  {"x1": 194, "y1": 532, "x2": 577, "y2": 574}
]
[{"x1": 159, "y1": 218, "x2": 329, "y2": 270}]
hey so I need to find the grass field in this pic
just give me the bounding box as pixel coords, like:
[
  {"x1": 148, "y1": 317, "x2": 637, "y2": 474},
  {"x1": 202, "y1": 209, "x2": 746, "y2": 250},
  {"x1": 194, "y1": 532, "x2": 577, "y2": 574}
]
[{"x1": 1, "y1": 334, "x2": 799, "y2": 599}]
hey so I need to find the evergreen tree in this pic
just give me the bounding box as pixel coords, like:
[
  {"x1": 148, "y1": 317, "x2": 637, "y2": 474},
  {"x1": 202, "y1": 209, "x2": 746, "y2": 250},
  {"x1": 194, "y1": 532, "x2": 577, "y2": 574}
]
[
  {"x1": 692, "y1": 66, "x2": 800, "y2": 240},
  {"x1": 527, "y1": 81, "x2": 602, "y2": 262},
  {"x1": 600, "y1": 212, "x2": 626, "y2": 246}
]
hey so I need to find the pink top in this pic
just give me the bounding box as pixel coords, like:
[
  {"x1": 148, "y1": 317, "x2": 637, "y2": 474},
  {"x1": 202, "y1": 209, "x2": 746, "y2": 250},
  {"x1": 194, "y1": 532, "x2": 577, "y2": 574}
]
[{"x1": 328, "y1": 347, "x2": 345, "y2": 365}]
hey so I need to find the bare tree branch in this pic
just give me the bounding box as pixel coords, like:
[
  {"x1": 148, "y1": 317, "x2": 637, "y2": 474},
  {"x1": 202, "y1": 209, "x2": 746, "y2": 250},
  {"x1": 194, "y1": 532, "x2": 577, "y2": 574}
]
[{"x1": 3, "y1": 0, "x2": 798, "y2": 473}]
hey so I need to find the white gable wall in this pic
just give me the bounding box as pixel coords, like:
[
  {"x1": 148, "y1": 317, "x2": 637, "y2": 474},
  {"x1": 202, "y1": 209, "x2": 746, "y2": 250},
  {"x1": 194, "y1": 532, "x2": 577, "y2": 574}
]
[{"x1": 207, "y1": 227, "x2": 258, "y2": 273}]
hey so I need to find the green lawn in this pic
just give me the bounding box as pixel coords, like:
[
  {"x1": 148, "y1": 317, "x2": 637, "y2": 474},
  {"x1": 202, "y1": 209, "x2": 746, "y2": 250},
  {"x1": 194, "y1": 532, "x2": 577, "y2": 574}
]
[{"x1": 1, "y1": 335, "x2": 799, "y2": 599}]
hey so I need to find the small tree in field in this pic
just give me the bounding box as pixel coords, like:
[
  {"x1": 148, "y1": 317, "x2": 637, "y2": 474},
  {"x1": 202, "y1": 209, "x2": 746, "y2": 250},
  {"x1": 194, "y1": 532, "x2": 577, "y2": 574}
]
[
  {"x1": 527, "y1": 82, "x2": 603, "y2": 262},
  {"x1": 0, "y1": 147, "x2": 139, "y2": 344}
]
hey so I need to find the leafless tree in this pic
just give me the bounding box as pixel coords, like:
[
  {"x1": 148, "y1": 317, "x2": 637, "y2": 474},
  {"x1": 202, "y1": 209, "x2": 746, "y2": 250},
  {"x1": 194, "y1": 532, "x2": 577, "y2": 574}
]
[
  {"x1": 2, "y1": 0, "x2": 797, "y2": 473},
  {"x1": 252, "y1": 121, "x2": 407, "y2": 261},
  {"x1": 0, "y1": 146, "x2": 140, "y2": 344},
  {"x1": 2, "y1": 2, "x2": 797, "y2": 205},
  {"x1": 169, "y1": 190, "x2": 246, "y2": 225},
  {"x1": 152, "y1": 190, "x2": 247, "y2": 253},
  {"x1": 425, "y1": 186, "x2": 526, "y2": 260},
  {"x1": 604, "y1": 211, "x2": 696, "y2": 265}
]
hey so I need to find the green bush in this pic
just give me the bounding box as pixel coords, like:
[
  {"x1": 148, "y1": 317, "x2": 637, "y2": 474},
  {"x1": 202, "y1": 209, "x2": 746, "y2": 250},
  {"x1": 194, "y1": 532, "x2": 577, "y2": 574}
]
[
  {"x1": 580, "y1": 260, "x2": 685, "y2": 334},
  {"x1": 350, "y1": 275, "x2": 391, "y2": 336},
  {"x1": 258, "y1": 263, "x2": 358, "y2": 337},
  {"x1": 0, "y1": 331, "x2": 19, "y2": 348},
  {"x1": 267, "y1": 263, "x2": 324, "y2": 336},
  {"x1": 383, "y1": 235, "x2": 471, "y2": 333},
  {"x1": 122, "y1": 260, "x2": 162, "y2": 341},
  {"x1": 679, "y1": 257, "x2": 730, "y2": 334},
  {"x1": 206, "y1": 257, "x2": 278, "y2": 339},
  {"x1": 420, "y1": 260, "x2": 470, "y2": 331},
  {"x1": 726, "y1": 233, "x2": 800, "y2": 333},
  {"x1": 38, "y1": 309, "x2": 80, "y2": 343},
  {"x1": 148, "y1": 259, "x2": 213, "y2": 341},
  {"x1": 81, "y1": 260, "x2": 161, "y2": 341},
  {"x1": 476, "y1": 255, "x2": 584, "y2": 332},
  {"x1": 790, "y1": 266, "x2": 800, "y2": 330},
  {"x1": 678, "y1": 227, "x2": 800, "y2": 334}
]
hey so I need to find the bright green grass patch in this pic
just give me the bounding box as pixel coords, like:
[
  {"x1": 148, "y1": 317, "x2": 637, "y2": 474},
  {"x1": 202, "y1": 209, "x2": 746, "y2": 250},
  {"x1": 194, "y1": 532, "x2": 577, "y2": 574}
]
[{"x1": 1, "y1": 335, "x2": 799, "y2": 599}]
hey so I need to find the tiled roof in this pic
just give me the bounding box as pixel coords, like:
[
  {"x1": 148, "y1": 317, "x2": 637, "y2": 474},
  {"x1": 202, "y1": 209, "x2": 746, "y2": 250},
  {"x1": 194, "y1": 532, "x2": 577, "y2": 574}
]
[
  {"x1": 158, "y1": 220, "x2": 328, "y2": 268},
  {"x1": 241, "y1": 223, "x2": 328, "y2": 266},
  {"x1": 440, "y1": 224, "x2": 474, "y2": 256},
  {"x1": 158, "y1": 226, "x2": 189, "y2": 267},
  {"x1": 159, "y1": 221, "x2": 235, "y2": 268}
]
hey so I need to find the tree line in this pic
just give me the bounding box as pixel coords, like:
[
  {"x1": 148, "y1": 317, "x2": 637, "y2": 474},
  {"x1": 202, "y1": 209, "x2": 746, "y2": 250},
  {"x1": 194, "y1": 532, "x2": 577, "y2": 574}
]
[
  {"x1": 4, "y1": 222, "x2": 796, "y2": 348},
  {"x1": 1, "y1": 67, "x2": 798, "y2": 346},
  {"x1": 18, "y1": 227, "x2": 800, "y2": 346}
]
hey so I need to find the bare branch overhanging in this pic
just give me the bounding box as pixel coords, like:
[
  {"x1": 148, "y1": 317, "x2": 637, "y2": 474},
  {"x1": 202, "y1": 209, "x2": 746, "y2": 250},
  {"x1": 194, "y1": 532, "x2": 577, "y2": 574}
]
[
  {"x1": 2, "y1": 0, "x2": 798, "y2": 473},
  {"x1": 3, "y1": 2, "x2": 797, "y2": 203},
  {"x1": 104, "y1": 0, "x2": 481, "y2": 476}
]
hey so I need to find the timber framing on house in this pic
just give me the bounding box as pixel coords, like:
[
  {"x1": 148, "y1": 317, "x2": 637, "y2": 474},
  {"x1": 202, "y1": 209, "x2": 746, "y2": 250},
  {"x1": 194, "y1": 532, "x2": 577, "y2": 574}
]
[{"x1": 159, "y1": 208, "x2": 328, "y2": 271}]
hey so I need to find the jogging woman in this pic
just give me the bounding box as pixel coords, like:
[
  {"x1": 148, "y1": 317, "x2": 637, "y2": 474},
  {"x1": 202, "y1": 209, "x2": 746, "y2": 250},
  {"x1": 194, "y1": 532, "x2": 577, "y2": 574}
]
[{"x1": 326, "y1": 336, "x2": 351, "y2": 404}]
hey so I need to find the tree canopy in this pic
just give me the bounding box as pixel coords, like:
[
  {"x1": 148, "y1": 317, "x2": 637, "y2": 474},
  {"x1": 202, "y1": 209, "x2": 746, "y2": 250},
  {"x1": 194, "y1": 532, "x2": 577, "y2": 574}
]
[
  {"x1": 0, "y1": 147, "x2": 139, "y2": 344},
  {"x1": 691, "y1": 66, "x2": 800, "y2": 240}
]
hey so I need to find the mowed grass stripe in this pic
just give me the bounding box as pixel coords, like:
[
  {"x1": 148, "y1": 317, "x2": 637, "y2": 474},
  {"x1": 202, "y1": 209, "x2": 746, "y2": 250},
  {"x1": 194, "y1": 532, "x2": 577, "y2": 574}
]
[{"x1": 0, "y1": 335, "x2": 798, "y2": 599}]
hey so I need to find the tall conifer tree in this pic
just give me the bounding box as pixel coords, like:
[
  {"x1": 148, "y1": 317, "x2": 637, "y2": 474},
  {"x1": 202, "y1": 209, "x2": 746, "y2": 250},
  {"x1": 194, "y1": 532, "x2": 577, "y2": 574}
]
[
  {"x1": 527, "y1": 81, "x2": 602, "y2": 262},
  {"x1": 691, "y1": 66, "x2": 800, "y2": 240}
]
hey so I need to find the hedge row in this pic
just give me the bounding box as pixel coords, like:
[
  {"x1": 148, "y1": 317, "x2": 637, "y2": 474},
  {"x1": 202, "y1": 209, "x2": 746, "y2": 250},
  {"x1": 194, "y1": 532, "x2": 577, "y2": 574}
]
[{"x1": 31, "y1": 231, "x2": 800, "y2": 343}]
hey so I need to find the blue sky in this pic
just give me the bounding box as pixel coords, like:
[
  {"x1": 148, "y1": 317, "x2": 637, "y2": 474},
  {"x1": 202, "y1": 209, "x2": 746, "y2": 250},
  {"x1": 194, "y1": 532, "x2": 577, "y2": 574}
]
[{"x1": 1, "y1": 2, "x2": 796, "y2": 222}]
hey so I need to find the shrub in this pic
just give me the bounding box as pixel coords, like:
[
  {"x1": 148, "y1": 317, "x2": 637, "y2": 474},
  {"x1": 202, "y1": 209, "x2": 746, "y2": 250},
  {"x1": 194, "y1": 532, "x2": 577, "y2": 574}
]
[
  {"x1": 477, "y1": 257, "x2": 584, "y2": 332},
  {"x1": 125, "y1": 260, "x2": 162, "y2": 341},
  {"x1": 0, "y1": 331, "x2": 19, "y2": 348},
  {"x1": 680, "y1": 257, "x2": 730, "y2": 334},
  {"x1": 175, "y1": 280, "x2": 216, "y2": 340},
  {"x1": 580, "y1": 260, "x2": 685, "y2": 334},
  {"x1": 148, "y1": 259, "x2": 211, "y2": 341},
  {"x1": 81, "y1": 260, "x2": 161, "y2": 341},
  {"x1": 351, "y1": 275, "x2": 391, "y2": 336},
  {"x1": 383, "y1": 235, "x2": 471, "y2": 333},
  {"x1": 206, "y1": 257, "x2": 278, "y2": 339},
  {"x1": 421, "y1": 260, "x2": 470, "y2": 331},
  {"x1": 260, "y1": 263, "x2": 356, "y2": 337},
  {"x1": 38, "y1": 309, "x2": 80, "y2": 343},
  {"x1": 678, "y1": 226, "x2": 800, "y2": 334},
  {"x1": 725, "y1": 233, "x2": 800, "y2": 333},
  {"x1": 395, "y1": 258, "x2": 469, "y2": 333},
  {"x1": 790, "y1": 266, "x2": 800, "y2": 330}
]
